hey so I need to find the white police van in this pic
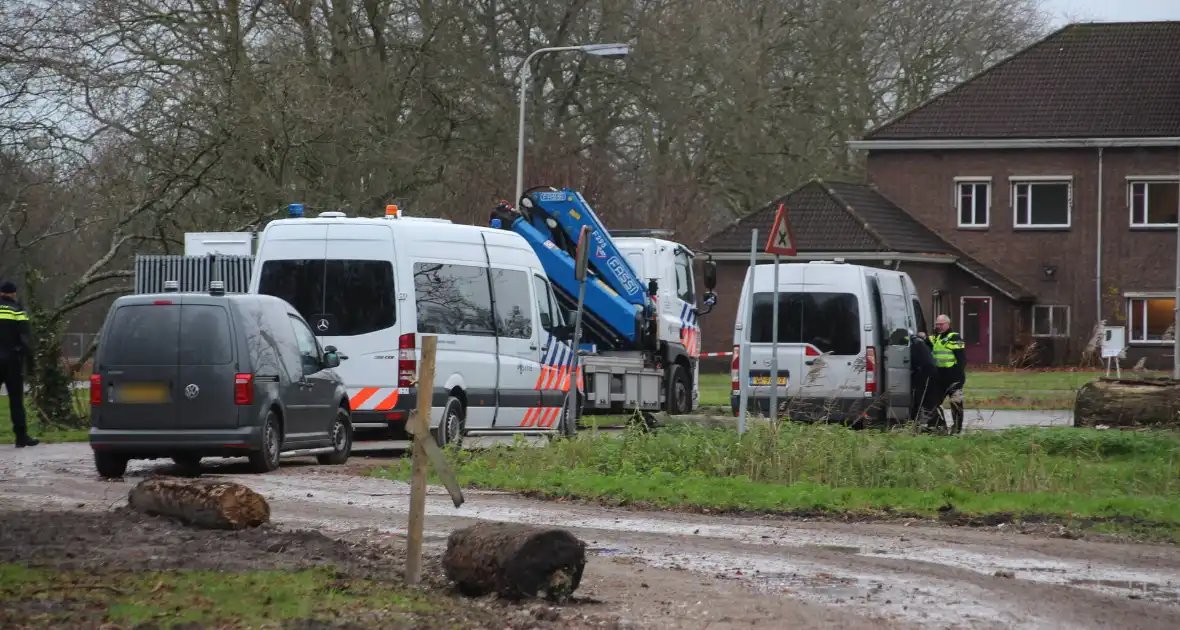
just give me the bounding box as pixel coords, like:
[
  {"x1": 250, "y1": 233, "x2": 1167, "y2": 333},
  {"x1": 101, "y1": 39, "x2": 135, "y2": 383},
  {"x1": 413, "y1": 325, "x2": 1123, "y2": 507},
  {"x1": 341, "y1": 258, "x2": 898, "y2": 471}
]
[
  {"x1": 248, "y1": 205, "x2": 580, "y2": 445},
  {"x1": 731, "y1": 261, "x2": 926, "y2": 425}
]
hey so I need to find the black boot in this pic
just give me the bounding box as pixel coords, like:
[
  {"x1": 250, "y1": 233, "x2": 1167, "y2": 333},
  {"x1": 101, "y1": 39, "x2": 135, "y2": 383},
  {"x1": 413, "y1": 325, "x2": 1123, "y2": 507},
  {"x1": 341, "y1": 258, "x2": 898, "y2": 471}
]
[{"x1": 15, "y1": 434, "x2": 40, "y2": 447}]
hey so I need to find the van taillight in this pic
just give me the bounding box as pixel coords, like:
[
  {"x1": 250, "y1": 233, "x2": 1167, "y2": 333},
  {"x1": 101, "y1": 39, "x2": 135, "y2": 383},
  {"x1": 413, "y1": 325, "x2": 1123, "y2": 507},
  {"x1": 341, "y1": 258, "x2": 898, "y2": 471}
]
[
  {"x1": 398, "y1": 333, "x2": 417, "y2": 389},
  {"x1": 730, "y1": 345, "x2": 740, "y2": 392},
  {"x1": 234, "y1": 374, "x2": 254, "y2": 405},
  {"x1": 865, "y1": 347, "x2": 877, "y2": 394},
  {"x1": 90, "y1": 374, "x2": 102, "y2": 405}
]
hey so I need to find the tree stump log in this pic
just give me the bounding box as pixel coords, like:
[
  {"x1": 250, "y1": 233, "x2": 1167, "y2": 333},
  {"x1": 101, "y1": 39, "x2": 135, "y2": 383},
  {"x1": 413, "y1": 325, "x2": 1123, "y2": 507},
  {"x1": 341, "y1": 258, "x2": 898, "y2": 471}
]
[
  {"x1": 441, "y1": 522, "x2": 586, "y2": 601},
  {"x1": 127, "y1": 477, "x2": 270, "y2": 529},
  {"x1": 1073, "y1": 377, "x2": 1180, "y2": 429}
]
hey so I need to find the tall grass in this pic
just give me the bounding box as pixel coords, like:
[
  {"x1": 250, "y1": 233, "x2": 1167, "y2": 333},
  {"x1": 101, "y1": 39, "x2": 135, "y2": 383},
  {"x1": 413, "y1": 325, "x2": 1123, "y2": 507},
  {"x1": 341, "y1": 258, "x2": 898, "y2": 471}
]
[{"x1": 442, "y1": 424, "x2": 1180, "y2": 498}]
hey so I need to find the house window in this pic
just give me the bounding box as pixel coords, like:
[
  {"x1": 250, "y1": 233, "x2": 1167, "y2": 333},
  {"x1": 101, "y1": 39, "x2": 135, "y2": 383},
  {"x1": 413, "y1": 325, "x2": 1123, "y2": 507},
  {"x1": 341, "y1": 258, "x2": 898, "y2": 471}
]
[
  {"x1": 1012, "y1": 179, "x2": 1071, "y2": 228},
  {"x1": 1031, "y1": 305, "x2": 1069, "y2": 337},
  {"x1": 956, "y1": 179, "x2": 989, "y2": 227},
  {"x1": 1128, "y1": 297, "x2": 1176, "y2": 343},
  {"x1": 1129, "y1": 180, "x2": 1179, "y2": 227}
]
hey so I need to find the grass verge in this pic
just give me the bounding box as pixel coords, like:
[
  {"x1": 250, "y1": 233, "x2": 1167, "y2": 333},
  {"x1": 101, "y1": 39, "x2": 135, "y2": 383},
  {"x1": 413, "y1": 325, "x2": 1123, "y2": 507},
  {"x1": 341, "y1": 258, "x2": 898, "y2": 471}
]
[
  {"x1": 697, "y1": 369, "x2": 1131, "y2": 410},
  {"x1": 0, "y1": 393, "x2": 90, "y2": 444},
  {"x1": 0, "y1": 564, "x2": 442, "y2": 629},
  {"x1": 376, "y1": 424, "x2": 1180, "y2": 542}
]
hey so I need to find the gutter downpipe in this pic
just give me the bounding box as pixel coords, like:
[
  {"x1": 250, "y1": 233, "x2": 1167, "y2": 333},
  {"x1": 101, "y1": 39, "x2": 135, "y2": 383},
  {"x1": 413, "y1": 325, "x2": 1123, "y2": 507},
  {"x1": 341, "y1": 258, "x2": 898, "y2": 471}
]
[{"x1": 1096, "y1": 147, "x2": 1103, "y2": 338}]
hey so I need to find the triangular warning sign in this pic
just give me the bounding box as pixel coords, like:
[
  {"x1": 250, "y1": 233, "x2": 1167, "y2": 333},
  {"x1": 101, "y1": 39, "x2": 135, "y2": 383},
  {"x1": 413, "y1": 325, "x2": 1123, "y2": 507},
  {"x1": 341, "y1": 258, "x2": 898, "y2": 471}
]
[{"x1": 765, "y1": 203, "x2": 797, "y2": 256}]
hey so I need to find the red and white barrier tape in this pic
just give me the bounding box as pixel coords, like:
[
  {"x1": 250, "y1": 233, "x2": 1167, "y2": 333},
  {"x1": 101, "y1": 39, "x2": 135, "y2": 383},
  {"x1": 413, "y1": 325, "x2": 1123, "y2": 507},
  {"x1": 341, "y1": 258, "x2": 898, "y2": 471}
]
[{"x1": 699, "y1": 351, "x2": 733, "y2": 358}]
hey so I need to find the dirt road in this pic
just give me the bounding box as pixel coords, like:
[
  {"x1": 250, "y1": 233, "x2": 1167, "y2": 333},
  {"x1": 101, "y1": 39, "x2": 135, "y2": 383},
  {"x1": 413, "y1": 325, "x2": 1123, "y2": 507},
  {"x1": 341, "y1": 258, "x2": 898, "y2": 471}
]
[{"x1": 3, "y1": 444, "x2": 1178, "y2": 629}]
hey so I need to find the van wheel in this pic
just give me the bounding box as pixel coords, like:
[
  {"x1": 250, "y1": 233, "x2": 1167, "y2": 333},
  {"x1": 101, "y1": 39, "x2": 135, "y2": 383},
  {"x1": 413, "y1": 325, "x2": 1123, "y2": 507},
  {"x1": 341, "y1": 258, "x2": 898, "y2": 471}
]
[
  {"x1": 317, "y1": 408, "x2": 353, "y2": 465},
  {"x1": 665, "y1": 364, "x2": 691, "y2": 415},
  {"x1": 249, "y1": 410, "x2": 283, "y2": 473},
  {"x1": 434, "y1": 396, "x2": 464, "y2": 448},
  {"x1": 94, "y1": 452, "x2": 129, "y2": 479}
]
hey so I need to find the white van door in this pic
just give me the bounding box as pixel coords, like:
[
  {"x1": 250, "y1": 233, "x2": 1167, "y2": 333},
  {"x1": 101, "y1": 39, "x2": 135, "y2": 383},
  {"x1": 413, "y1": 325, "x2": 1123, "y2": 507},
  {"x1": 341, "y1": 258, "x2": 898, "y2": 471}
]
[
  {"x1": 791, "y1": 265, "x2": 869, "y2": 406},
  {"x1": 488, "y1": 266, "x2": 546, "y2": 428},
  {"x1": 869, "y1": 273, "x2": 913, "y2": 420},
  {"x1": 742, "y1": 265, "x2": 805, "y2": 416}
]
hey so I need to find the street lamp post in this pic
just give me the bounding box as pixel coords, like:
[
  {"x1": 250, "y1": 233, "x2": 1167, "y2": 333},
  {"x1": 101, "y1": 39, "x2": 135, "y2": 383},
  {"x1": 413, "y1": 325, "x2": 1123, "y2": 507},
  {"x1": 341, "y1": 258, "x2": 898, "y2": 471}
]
[{"x1": 514, "y1": 43, "x2": 629, "y2": 204}]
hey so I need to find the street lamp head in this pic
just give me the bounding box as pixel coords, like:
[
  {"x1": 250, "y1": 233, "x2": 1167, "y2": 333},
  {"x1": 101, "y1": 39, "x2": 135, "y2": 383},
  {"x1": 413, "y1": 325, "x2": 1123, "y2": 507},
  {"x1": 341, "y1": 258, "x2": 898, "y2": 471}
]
[{"x1": 580, "y1": 43, "x2": 630, "y2": 59}]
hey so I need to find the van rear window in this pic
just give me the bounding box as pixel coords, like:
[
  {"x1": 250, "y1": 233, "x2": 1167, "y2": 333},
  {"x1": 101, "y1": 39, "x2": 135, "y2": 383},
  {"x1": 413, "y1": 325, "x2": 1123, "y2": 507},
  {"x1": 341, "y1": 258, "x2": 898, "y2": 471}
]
[
  {"x1": 257, "y1": 259, "x2": 396, "y2": 336},
  {"x1": 750, "y1": 292, "x2": 861, "y2": 356},
  {"x1": 102, "y1": 305, "x2": 181, "y2": 365},
  {"x1": 101, "y1": 304, "x2": 233, "y2": 366}
]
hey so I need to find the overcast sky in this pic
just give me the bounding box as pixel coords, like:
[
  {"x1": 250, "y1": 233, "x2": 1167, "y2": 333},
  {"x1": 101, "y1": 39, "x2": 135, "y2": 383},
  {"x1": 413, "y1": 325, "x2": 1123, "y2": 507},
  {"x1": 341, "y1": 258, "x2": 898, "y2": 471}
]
[{"x1": 1047, "y1": 0, "x2": 1180, "y2": 24}]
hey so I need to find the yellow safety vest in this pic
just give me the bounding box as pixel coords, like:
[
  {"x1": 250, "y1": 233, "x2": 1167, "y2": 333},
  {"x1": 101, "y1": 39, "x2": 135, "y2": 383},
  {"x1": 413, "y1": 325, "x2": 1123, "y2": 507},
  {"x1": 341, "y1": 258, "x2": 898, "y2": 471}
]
[
  {"x1": 0, "y1": 304, "x2": 28, "y2": 322},
  {"x1": 931, "y1": 332, "x2": 964, "y2": 368}
]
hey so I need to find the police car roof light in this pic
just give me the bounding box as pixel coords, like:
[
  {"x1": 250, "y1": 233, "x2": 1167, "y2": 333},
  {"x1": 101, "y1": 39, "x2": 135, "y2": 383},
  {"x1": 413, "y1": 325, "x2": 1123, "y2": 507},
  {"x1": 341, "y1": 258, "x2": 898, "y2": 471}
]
[
  {"x1": 385, "y1": 204, "x2": 400, "y2": 218},
  {"x1": 287, "y1": 203, "x2": 305, "y2": 218}
]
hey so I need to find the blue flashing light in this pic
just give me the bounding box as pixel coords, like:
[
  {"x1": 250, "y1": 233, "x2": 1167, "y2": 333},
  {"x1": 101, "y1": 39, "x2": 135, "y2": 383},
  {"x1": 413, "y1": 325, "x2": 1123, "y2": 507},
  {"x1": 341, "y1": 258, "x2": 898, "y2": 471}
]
[
  {"x1": 490, "y1": 218, "x2": 503, "y2": 228},
  {"x1": 287, "y1": 203, "x2": 305, "y2": 218}
]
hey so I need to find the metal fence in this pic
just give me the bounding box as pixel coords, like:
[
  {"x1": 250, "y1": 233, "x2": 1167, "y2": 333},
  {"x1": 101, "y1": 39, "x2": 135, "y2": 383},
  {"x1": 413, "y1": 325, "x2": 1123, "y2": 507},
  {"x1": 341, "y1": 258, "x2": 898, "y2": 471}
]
[
  {"x1": 134, "y1": 254, "x2": 254, "y2": 294},
  {"x1": 63, "y1": 332, "x2": 100, "y2": 361}
]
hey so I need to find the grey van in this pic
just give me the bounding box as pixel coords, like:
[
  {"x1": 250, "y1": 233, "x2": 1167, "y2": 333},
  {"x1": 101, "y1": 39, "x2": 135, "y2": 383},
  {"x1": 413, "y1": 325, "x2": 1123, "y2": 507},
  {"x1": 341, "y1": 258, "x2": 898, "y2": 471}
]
[{"x1": 88, "y1": 284, "x2": 354, "y2": 478}]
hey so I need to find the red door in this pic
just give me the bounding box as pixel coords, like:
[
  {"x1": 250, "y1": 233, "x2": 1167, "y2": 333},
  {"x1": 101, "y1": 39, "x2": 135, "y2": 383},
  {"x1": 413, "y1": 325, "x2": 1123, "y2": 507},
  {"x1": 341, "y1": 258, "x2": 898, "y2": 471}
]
[{"x1": 961, "y1": 298, "x2": 991, "y2": 364}]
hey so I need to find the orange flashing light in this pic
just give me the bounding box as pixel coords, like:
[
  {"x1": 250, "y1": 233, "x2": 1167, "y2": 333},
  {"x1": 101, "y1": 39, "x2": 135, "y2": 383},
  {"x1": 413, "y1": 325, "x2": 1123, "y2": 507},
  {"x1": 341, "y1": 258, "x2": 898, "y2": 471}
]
[{"x1": 385, "y1": 204, "x2": 400, "y2": 217}]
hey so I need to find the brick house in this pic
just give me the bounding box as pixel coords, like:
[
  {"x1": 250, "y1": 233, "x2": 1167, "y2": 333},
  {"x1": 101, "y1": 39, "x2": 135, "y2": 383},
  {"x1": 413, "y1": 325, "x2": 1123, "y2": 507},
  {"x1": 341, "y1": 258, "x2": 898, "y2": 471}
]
[{"x1": 699, "y1": 21, "x2": 1180, "y2": 369}]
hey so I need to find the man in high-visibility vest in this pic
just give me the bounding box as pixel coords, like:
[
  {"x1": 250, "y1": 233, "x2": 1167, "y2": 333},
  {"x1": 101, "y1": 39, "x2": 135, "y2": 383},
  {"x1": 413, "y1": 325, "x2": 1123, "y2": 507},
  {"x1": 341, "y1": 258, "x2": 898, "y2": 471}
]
[
  {"x1": 930, "y1": 314, "x2": 967, "y2": 434},
  {"x1": 0, "y1": 281, "x2": 39, "y2": 447}
]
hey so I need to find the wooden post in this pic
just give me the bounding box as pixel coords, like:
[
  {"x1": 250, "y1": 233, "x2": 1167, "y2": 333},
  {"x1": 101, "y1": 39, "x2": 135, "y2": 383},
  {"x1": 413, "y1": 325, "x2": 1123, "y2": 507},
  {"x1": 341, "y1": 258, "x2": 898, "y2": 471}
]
[{"x1": 405, "y1": 334, "x2": 437, "y2": 586}]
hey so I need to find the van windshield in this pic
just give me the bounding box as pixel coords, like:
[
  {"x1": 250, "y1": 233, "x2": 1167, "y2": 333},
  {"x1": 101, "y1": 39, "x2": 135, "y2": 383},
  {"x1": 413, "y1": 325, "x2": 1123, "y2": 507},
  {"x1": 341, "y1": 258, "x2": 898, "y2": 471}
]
[
  {"x1": 750, "y1": 292, "x2": 861, "y2": 356},
  {"x1": 257, "y1": 259, "x2": 396, "y2": 336},
  {"x1": 102, "y1": 304, "x2": 233, "y2": 365}
]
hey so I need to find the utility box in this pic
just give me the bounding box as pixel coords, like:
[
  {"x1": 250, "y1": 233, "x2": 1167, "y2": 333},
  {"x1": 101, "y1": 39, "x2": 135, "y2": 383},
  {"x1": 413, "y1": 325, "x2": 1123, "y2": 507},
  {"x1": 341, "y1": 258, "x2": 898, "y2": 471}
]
[{"x1": 184, "y1": 232, "x2": 254, "y2": 257}]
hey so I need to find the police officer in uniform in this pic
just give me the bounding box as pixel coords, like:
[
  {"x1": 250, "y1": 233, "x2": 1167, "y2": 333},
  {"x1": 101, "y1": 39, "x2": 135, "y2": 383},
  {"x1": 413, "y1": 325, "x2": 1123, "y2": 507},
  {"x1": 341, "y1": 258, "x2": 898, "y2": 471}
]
[
  {"x1": 0, "y1": 281, "x2": 39, "y2": 447},
  {"x1": 930, "y1": 314, "x2": 967, "y2": 435}
]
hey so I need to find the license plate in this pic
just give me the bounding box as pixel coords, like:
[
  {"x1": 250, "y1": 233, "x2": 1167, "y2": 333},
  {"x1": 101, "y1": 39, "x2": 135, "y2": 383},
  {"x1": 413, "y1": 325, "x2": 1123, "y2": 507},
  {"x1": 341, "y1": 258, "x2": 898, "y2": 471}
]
[
  {"x1": 750, "y1": 376, "x2": 787, "y2": 386},
  {"x1": 116, "y1": 382, "x2": 169, "y2": 404}
]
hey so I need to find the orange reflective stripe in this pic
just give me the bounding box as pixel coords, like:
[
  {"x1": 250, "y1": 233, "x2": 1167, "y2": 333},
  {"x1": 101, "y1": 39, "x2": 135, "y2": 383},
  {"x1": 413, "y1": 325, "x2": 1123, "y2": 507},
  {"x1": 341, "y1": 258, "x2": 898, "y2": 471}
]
[
  {"x1": 373, "y1": 389, "x2": 400, "y2": 411},
  {"x1": 349, "y1": 388, "x2": 379, "y2": 409},
  {"x1": 535, "y1": 366, "x2": 550, "y2": 390},
  {"x1": 522, "y1": 408, "x2": 538, "y2": 427},
  {"x1": 539, "y1": 407, "x2": 558, "y2": 428}
]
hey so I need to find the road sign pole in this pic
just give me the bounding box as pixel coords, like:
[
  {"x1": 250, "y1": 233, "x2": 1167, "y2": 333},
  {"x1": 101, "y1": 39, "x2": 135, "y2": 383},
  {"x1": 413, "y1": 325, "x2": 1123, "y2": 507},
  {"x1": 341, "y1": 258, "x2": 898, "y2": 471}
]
[
  {"x1": 738, "y1": 229, "x2": 758, "y2": 434},
  {"x1": 769, "y1": 254, "x2": 780, "y2": 423}
]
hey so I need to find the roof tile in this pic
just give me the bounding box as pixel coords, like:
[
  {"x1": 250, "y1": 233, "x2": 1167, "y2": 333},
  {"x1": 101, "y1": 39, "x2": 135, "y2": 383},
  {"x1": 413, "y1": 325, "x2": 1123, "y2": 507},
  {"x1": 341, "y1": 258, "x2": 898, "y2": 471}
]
[{"x1": 865, "y1": 22, "x2": 1180, "y2": 140}]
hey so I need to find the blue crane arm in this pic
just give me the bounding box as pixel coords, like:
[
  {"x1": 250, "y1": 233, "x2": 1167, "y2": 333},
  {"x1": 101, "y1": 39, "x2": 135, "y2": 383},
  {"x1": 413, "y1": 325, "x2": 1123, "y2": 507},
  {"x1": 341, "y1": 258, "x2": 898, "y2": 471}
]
[
  {"x1": 495, "y1": 213, "x2": 644, "y2": 349},
  {"x1": 519, "y1": 189, "x2": 649, "y2": 309}
]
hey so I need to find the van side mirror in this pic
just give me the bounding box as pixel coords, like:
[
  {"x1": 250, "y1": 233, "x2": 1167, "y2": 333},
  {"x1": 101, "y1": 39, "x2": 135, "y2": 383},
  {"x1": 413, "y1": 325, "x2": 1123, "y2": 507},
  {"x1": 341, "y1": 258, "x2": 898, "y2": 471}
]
[
  {"x1": 703, "y1": 259, "x2": 717, "y2": 290},
  {"x1": 323, "y1": 352, "x2": 341, "y2": 369}
]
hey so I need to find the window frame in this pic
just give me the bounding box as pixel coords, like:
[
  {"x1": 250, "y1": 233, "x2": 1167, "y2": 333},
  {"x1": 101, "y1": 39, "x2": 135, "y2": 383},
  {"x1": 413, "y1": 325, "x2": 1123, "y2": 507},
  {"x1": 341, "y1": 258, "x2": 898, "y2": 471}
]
[
  {"x1": 673, "y1": 249, "x2": 695, "y2": 303},
  {"x1": 288, "y1": 314, "x2": 324, "y2": 375},
  {"x1": 489, "y1": 266, "x2": 534, "y2": 340},
  {"x1": 954, "y1": 177, "x2": 991, "y2": 229},
  {"x1": 1031, "y1": 305, "x2": 1070, "y2": 338},
  {"x1": 412, "y1": 262, "x2": 496, "y2": 337},
  {"x1": 1126, "y1": 295, "x2": 1176, "y2": 345},
  {"x1": 1010, "y1": 176, "x2": 1073, "y2": 229},
  {"x1": 1127, "y1": 176, "x2": 1180, "y2": 229}
]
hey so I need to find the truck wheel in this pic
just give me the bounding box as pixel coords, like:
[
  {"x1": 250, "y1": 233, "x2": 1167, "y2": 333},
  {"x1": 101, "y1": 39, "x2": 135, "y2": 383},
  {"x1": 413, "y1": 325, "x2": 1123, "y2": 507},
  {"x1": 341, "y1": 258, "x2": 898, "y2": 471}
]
[
  {"x1": 666, "y1": 364, "x2": 691, "y2": 415},
  {"x1": 558, "y1": 398, "x2": 577, "y2": 438}
]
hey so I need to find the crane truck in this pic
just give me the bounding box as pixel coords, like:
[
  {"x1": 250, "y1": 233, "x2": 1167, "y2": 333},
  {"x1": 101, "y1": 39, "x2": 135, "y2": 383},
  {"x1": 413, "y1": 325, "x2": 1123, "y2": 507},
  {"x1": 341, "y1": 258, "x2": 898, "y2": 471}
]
[{"x1": 490, "y1": 187, "x2": 719, "y2": 418}]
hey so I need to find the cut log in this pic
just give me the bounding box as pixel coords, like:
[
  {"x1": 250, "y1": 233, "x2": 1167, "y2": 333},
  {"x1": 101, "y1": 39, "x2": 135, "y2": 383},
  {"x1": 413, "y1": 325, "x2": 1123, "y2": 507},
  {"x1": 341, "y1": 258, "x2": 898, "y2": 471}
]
[
  {"x1": 127, "y1": 477, "x2": 270, "y2": 529},
  {"x1": 442, "y1": 522, "x2": 586, "y2": 601},
  {"x1": 1073, "y1": 377, "x2": 1180, "y2": 429}
]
